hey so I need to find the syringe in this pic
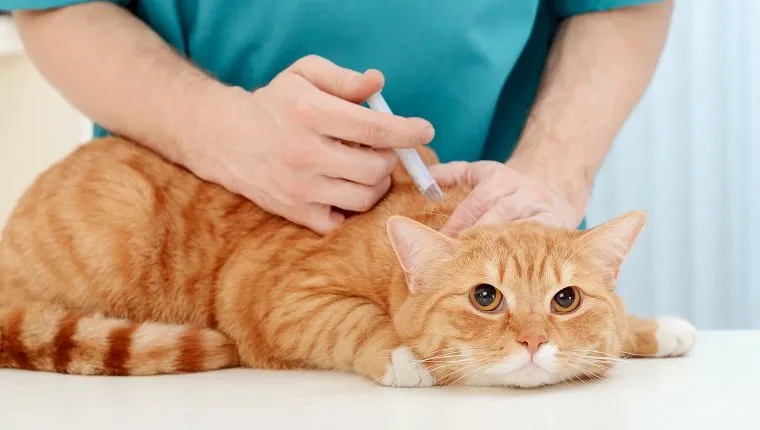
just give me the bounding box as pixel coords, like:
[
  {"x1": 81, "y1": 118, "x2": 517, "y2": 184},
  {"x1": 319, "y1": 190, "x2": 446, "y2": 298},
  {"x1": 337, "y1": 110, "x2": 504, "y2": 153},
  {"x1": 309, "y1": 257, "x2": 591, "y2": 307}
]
[{"x1": 365, "y1": 92, "x2": 445, "y2": 201}]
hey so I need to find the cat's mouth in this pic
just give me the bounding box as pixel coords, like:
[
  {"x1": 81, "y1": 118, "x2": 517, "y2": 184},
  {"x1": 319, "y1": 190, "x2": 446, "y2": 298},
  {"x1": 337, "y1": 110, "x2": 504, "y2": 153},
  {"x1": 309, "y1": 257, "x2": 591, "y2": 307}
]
[
  {"x1": 456, "y1": 345, "x2": 563, "y2": 388},
  {"x1": 516, "y1": 361, "x2": 550, "y2": 373}
]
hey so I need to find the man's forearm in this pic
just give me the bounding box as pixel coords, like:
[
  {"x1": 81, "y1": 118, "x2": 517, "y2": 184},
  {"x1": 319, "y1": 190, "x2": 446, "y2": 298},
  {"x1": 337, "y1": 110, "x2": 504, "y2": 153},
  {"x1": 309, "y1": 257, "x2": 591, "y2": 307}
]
[
  {"x1": 507, "y1": 1, "x2": 674, "y2": 215},
  {"x1": 13, "y1": 2, "x2": 243, "y2": 168}
]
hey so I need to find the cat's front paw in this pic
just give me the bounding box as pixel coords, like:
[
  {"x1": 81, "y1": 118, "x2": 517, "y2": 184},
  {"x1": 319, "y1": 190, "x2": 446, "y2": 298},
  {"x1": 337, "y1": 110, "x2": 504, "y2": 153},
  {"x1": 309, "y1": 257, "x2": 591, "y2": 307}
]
[
  {"x1": 655, "y1": 316, "x2": 696, "y2": 357},
  {"x1": 381, "y1": 346, "x2": 436, "y2": 387}
]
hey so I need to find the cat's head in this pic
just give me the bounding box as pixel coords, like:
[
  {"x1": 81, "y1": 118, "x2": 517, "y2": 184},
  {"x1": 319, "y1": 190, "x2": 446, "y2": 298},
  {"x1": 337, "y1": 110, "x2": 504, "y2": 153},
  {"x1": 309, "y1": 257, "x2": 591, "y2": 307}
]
[{"x1": 386, "y1": 210, "x2": 646, "y2": 388}]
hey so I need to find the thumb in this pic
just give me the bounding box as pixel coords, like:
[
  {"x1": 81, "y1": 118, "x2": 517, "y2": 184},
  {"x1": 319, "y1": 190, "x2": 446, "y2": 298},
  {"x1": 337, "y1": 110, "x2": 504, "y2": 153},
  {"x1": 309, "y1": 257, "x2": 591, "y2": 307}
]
[
  {"x1": 289, "y1": 55, "x2": 384, "y2": 103},
  {"x1": 289, "y1": 203, "x2": 345, "y2": 235}
]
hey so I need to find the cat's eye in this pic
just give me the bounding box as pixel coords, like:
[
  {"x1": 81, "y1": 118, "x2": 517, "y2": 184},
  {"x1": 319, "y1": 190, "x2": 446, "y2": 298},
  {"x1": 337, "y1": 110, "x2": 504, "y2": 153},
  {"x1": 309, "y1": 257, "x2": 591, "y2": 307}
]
[
  {"x1": 551, "y1": 286, "x2": 582, "y2": 314},
  {"x1": 469, "y1": 284, "x2": 504, "y2": 312}
]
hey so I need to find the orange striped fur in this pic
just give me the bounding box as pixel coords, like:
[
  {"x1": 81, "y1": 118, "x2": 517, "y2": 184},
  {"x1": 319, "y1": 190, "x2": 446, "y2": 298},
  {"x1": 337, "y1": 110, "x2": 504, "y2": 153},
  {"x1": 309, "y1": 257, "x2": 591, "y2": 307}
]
[{"x1": 0, "y1": 137, "x2": 696, "y2": 386}]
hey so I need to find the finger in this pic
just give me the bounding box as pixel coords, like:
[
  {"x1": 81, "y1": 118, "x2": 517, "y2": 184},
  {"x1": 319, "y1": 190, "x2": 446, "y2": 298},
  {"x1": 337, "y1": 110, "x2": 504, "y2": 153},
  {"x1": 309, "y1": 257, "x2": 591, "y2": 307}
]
[
  {"x1": 284, "y1": 202, "x2": 346, "y2": 235},
  {"x1": 316, "y1": 139, "x2": 398, "y2": 186},
  {"x1": 477, "y1": 186, "x2": 546, "y2": 227},
  {"x1": 477, "y1": 197, "x2": 525, "y2": 227},
  {"x1": 518, "y1": 213, "x2": 557, "y2": 227},
  {"x1": 310, "y1": 176, "x2": 392, "y2": 213},
  {"x1": 430, "y1": 161, "x2": 506, "y2": 188},
  {"x1": 440, "y1": 190, "x2": 493, "y2": 238},
  {"x1": 310, "y1": 91, "x2": 435, "y2": 149},
  {"x1": 429, "y1": 162, "x2": 473, "y2": 186},
  {"x1": 288, "y1": 55, "x2": 384, "y2": 103}
]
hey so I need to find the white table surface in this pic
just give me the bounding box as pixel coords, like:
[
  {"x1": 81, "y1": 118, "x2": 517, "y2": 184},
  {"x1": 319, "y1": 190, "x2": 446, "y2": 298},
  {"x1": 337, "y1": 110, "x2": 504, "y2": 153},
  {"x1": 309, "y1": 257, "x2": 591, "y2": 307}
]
[{"x1": 0, "y1": 330, "x2": 754, "y2": 430}]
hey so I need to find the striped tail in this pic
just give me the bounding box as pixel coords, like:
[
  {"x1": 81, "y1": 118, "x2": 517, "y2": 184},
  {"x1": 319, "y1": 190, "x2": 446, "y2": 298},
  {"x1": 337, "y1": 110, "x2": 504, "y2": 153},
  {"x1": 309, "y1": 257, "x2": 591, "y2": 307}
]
[{"x1": 0, "y1": 303, "x2": 239, "y2": 375}]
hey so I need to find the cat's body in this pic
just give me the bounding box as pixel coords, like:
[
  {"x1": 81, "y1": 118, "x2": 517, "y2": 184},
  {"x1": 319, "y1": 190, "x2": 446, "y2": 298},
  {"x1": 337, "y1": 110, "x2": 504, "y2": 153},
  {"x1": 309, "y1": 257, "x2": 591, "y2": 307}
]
[{"x1": 0, "y1": 137, "x2": 695, "y2": 387}]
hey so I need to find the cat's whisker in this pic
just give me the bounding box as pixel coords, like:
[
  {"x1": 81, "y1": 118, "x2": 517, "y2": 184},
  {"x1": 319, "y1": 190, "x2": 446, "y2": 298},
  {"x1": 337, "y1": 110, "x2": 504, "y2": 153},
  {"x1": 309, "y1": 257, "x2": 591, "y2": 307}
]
[
  {"x1": 558, "y1": 356, "x2": 619, "y2": 372},
  {"x1": 394, "y1": 345, "x2": 496, "y2": 355},
  {"x1": 558, "y1": 366, "x2": 582, "y2": 386},
  {"x1": 559, "y1": 375, "x2": 574, "y2": 387},
  {"x1": 566, "y1": 359, "x2": 622, "y2": 370},
  {"x1": 560, "y1": 360, "x2": 607, "y2": 383},
  {"x1": 566, "y1": 359, "x2": 611, "y2": 373},
  {"x1": 558, "y1": 366, "x2": 585, "y2": 387},
  {"x1": 447, "y1": 361, "x2": 493, "y2": 386},
  {"x1": 563, "y1": 369, "x2": 587, "y2": 387},
  {"x1": 413, "y1": 353, "x2": 464, "y2": 362},
  {"x1": 438, "y1": 358, "x2": 491, "y2": 385},
  {"x1": 416, "y1": 345, "x2": 503, "y2": 355},
  {"x1": 412, "y1": 356, "x2": 468, "y2": 366},
  {"x1": 568, "y1": 348, "x2": 623, "y2": 359},
  {"x1": 559, "y1": 353, "x2": 624, "y2": 364},
  {"x1": 413, "y1": 354, "x2": 470, "y2": 364},
  {"x1": 619, "y1": 350, "x2": 662, "y2": 358},
  {"x1": 436, "y1": 366, "x2": 475, "y2": 383},
  {"x1": 434, "y1": 356, "x2": 486, "y2": 377},
  {"x1": 427, "y1": 360, "x2": 476, "y2": 373},
  {"x1": 560, "y1": 348, "x2": 626, "y2": 363},
  {"x1": 560, "y1": 362, "x2": 598, "y2": 384},
  {"x1": 414, "y1": 349, "x2": 505, "y2": 370},
  {"x1": 377, "y1": 345, "x2": 498, "y2": 356}
]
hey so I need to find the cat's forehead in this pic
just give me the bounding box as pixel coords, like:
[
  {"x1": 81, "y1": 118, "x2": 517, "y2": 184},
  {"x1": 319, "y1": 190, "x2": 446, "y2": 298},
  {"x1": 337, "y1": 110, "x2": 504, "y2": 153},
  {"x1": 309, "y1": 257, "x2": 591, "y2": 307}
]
[
  {"x1": 460, "y1": 223, "x2": 576, "y2": 255},
  {"x1": 457, "y1": 225, "x2": 579, "y2": 286}
]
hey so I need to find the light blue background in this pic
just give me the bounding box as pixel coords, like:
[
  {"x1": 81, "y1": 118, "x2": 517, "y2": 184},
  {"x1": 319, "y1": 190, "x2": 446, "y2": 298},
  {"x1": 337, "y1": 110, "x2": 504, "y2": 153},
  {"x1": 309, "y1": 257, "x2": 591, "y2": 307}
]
[{"x1": 587, "y1": 0, "x2": 760, "y2": 329}]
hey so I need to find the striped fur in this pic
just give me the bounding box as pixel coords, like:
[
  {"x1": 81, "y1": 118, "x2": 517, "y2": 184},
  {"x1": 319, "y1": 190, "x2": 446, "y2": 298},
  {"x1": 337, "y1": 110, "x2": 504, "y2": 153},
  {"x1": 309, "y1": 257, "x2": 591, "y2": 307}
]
[
  {"x1": 0, "y1": 137, "x2": 695, "y2": 385},
  {"x1": 0, "y1": 303, "x2": 238, "y2": 375}
]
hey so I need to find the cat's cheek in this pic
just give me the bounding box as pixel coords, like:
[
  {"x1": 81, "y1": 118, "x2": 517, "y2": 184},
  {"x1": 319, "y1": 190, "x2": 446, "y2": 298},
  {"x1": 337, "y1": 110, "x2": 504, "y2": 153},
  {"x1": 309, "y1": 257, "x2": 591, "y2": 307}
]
[{"x1": 380, "y1": 346, "x2": 436, "y2": 388}]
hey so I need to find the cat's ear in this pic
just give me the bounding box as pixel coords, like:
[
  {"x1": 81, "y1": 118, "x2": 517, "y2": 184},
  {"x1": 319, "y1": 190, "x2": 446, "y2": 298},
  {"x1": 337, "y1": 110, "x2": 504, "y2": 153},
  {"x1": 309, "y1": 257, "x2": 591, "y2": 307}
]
[
  {"x1": 386, "y1": 216, "x2": 458, "y2": 294},
  {"x1": 579, "y1": 210, "x2": 647, "y2": 281}
]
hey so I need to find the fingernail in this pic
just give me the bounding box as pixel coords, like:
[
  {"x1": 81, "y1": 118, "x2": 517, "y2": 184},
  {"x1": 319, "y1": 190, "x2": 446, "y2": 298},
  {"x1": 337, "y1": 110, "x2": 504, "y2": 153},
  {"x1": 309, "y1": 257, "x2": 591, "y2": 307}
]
[
  {"x1": 363, "y1": 69, "x2": 385, "y2": 86},
  {"x1": 422, "y1": 123, "x2": 435, "y2": 143}
]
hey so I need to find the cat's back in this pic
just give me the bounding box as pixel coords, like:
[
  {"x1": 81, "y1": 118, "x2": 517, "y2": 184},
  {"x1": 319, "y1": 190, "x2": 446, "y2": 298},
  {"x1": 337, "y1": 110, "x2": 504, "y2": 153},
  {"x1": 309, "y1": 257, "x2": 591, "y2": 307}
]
[{"x1": 0, "y1": 137, "x2": 281, "y2": 324}]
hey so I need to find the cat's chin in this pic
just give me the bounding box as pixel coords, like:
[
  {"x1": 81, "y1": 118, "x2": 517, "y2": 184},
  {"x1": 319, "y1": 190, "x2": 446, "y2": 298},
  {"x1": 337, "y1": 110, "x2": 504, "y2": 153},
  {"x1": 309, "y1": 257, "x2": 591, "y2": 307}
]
[
  {"x1": 479, "y1": 369, "x2": 563, "y2": 388},
  {"x1": 457, "y1": 344, "x2": 569, "y2": 388},
  {"x1": 463, "y1": 365, "x2": 566, "y2": 388}
]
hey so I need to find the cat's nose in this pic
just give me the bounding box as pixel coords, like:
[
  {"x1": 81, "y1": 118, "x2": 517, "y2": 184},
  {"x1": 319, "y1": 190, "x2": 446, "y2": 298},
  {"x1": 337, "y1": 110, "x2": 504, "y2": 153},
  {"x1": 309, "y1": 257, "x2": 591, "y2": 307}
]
[{"x1": 517, "y1": 333, "x2": 547, "y2": 357}]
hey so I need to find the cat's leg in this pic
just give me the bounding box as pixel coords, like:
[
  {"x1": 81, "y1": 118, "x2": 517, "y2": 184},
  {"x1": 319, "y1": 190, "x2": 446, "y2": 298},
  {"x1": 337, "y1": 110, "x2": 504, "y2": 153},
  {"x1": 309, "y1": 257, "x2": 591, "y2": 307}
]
[
  {"x1": 622, "y1": 315, "x2": 697, "y2": 358},
  {"x1": 248, "y1": 294, "x2": 435, "y2": 387}
]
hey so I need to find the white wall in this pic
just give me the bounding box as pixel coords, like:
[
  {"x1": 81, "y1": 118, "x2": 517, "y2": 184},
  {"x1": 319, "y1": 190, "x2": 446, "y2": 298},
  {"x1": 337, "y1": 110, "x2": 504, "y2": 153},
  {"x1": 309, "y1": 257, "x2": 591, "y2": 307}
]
[
  {"x1": 587, "y1": 0, "x2": 760, "y2": 329},
  {"x1": 1, "y1": 1, "x2": 758, "y2": 330},
  {"x1": 0, "y1": 49, "x2": 90, "y2": 227}
]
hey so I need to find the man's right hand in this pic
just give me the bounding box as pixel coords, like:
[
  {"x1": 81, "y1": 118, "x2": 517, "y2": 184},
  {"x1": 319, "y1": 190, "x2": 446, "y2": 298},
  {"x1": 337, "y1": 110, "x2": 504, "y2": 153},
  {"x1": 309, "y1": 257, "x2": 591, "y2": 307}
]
[
  {"x1": 196, "y1": 55, "x2": 435, "y2": 234},
  {"x1": 14, "y1": 5, "x2": 431, "y2": 234}
]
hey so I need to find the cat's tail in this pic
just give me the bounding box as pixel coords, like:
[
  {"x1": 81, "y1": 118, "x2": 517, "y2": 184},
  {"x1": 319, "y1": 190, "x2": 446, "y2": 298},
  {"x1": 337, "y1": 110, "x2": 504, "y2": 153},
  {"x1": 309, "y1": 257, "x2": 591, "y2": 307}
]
[{"x1": 0, "y1": 302, "x2": 239, "y2": 375}]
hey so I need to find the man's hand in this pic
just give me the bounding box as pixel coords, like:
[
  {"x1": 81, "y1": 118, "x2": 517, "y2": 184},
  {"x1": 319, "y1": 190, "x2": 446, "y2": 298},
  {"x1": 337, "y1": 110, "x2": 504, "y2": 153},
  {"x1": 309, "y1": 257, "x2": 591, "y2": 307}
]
[
  {"x1": 14, "y1": 5, "x2": 434, "y2": 236},
  {"x1": 202, "y1": 55, "x2": 435, "y2": 234},
  {"x1": 432, "y1": 1, "x2": 672, "y2": 237},
  {"x1": 430, "y1": 161, "x2": 583, "y2": 236}
]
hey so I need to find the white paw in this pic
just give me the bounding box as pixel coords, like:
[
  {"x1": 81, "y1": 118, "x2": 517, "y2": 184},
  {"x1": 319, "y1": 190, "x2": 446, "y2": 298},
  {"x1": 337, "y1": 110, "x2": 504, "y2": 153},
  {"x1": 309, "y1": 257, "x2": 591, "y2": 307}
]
[
  {"x1": 655, "y1": 316, "x2": 697, "y2": 357},
  {"x1": 381, "y1": 346, "x2": 436, "y2": 387}
]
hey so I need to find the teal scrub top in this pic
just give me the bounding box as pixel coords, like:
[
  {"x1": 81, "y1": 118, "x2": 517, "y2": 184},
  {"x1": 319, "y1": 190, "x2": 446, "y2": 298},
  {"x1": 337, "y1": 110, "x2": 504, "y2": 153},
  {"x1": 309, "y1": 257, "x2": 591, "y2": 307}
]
[{"x1": 3, "y1": 0, "x2": 659, "y2": 164}]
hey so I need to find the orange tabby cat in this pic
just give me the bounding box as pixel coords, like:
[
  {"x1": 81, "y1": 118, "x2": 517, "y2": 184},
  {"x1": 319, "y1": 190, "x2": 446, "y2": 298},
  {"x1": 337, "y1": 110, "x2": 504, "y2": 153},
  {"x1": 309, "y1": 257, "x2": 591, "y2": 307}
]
[{"x1": 0, "y1": 136, "x2": 695, "y2": 387}]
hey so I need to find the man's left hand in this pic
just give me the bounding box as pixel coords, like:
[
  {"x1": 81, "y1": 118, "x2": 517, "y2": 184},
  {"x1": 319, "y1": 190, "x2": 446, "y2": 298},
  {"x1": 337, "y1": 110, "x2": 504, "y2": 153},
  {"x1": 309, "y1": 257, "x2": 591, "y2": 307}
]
[{"x1": 429, "y1": 161, "x2": 586, "y2": 237}]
